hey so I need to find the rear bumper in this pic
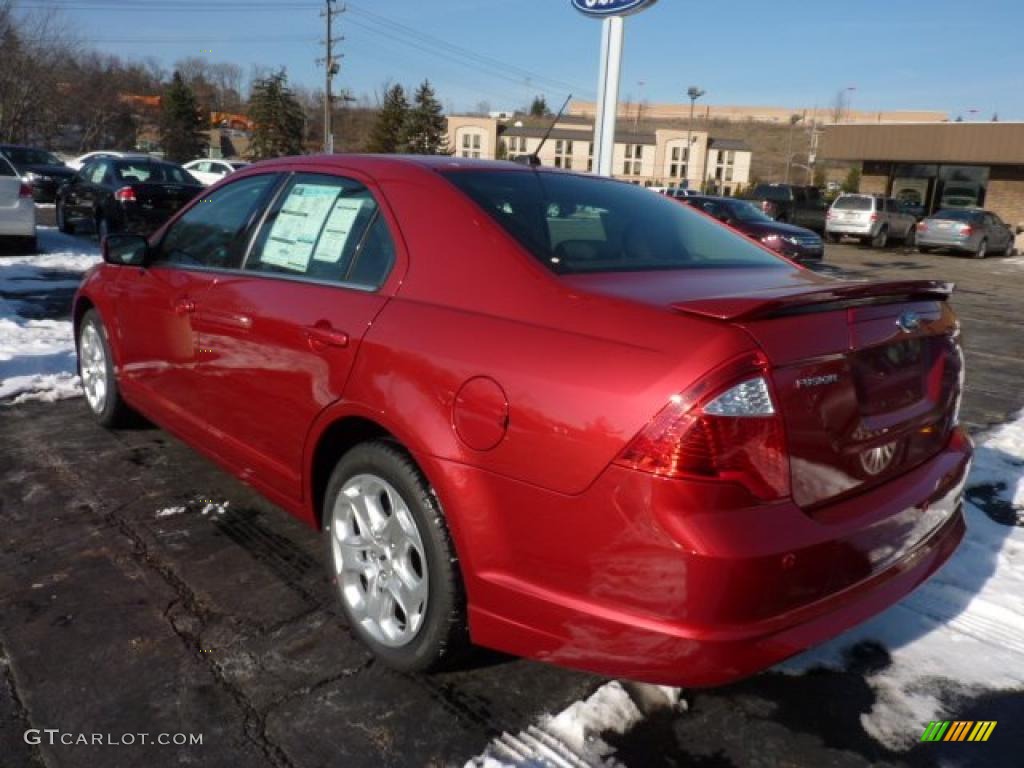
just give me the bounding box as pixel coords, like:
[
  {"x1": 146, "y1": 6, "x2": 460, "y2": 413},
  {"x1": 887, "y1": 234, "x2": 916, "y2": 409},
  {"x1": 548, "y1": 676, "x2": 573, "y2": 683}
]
[
  {"x1": 0, "y1": 200, "x2": 36, "y2": 236},
  {"x1": 447, "y1": 429, "x2": 971, "y2": 687},
  {"x1": 917, "y1": 234, "x2": 974, "y2": 252},
  {"x1": 826, "y1": 221, "x2": 877, "y2": 237},
  {"x1": 119, "y1": 204, "x2": 178, "y2": 235}
]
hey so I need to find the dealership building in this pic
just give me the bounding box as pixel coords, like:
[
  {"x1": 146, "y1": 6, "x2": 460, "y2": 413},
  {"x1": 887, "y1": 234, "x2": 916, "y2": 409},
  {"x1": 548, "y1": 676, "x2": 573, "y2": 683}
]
[
  {"x1": 821, "y1": 122, "x2": 1024, "y2": 227},
  {"x1": 446, "y1": 114, "x2": 753, "y2": 194}
]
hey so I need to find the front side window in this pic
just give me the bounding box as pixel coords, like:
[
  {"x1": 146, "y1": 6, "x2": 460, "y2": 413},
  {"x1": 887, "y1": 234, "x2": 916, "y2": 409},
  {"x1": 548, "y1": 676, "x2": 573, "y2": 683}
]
[
  {"x1": 157, "y1": 174, "x2": 279, "y2": 269},
  {"x1": 443, "y1": 170, "x2": 790, "y2": 275},
  {"x1": 245, "y1": 174, "x2": 395, "y2": 288}
]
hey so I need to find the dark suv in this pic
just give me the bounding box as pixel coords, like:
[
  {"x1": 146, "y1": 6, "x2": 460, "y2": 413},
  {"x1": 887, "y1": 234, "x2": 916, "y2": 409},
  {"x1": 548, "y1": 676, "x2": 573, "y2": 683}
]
[{"x1": 746, "y1": 183, "x2": 827, "y2": 232}]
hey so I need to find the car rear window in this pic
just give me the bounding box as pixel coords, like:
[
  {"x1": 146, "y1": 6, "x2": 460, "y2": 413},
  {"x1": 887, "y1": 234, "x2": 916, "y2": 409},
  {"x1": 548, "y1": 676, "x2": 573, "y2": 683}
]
[
  {"x1": 833, "y1": 196, "x2": 873, "y2": 211},
  {"x1": 115, "y1": 161, "x2": 193, "y2": 184},
  {"x1": 443, "y1": 170, "x2": 789, "y2": 275},
  {"x1": 753, "y1": 185, "x2": 791, "y2": 202},
  {"x1": 931, "y1": 209, "x2": 983, "y2": 223}
]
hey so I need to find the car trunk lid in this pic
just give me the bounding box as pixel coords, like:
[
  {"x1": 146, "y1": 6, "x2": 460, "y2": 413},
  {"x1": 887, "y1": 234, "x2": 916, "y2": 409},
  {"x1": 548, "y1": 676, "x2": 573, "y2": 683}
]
[
  {"x1": 671, "y1": 279, "x2": 962, "y2": 510},
  {"x1": 128, "y1": 183, "x2": 201, "y2": 214}
]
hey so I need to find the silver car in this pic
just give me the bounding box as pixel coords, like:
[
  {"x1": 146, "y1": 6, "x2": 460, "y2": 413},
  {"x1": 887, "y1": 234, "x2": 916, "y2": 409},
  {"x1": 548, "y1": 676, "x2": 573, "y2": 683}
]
[
  {"x1": 825, "y1": 194, "x2": 917, "y2": 248},
  {"x1": 917, "y1": 208, "x2": 1017, "y2": 259}
]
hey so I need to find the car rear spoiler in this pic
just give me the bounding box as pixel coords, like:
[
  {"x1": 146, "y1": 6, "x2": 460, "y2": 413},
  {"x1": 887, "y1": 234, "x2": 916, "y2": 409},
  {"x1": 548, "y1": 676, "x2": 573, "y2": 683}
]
[{"x1": 671, "y1": 280, "x2": 954, "y2": 322}]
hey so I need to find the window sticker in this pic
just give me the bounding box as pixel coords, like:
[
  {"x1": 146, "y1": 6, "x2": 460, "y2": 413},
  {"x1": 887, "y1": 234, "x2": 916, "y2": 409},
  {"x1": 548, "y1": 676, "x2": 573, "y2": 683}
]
[
  {"x1": 313, "y1": 197, "x2": 370, "y2": 263},
  {"x1": 261, "y1": 184, "x2": 341, "y2": 271}
]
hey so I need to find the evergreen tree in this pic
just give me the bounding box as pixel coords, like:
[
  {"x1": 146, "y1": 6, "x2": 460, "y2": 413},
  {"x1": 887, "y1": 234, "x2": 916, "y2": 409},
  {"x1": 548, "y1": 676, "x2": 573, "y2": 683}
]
[
  {"x1": 842, "y1": 165, "x2": 861, "y2": 193},
  {"x1": 401, "y1": 80, "x2": 449, "y2": 155},
  {"x1": 366, "y1": 84, "x2": 409, "y2": 153},
  {"x1": 529, "y1": 95, "x2": 550, "y2": 117},
  {"x1": 249, "y1": 69, "x2": 305, "y2": 159},
  {"x1": 159, "y1": 71, "x2": 206, "y2": 162}
]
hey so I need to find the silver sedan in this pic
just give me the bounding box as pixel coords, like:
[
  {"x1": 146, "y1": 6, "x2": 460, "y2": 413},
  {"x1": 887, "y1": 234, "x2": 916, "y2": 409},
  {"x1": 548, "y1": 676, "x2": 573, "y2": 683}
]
[{"x1": 917, "y1": 208, "x2": 1017, "y2": 259}]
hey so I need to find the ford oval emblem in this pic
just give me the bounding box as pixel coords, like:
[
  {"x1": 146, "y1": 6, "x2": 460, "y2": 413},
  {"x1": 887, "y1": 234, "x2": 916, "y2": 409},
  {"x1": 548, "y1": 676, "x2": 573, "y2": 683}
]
[
  {"x1": 897, "y1": 311, "x2": 922, "y2": 333},
  {"x1": 571, "y1": 0, "x2": 659, "y2": 18}
]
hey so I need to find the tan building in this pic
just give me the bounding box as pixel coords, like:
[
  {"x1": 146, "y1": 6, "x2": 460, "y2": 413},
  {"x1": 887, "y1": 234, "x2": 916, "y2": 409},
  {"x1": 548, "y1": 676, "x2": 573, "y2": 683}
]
[
  {"x1": 569, "y1": 100, "x2": 948, "y2": 126},
  {"x1": 821, "y1": 122, "x2": 1024, "y2": 229},
  {"x1": 446, "y1": 114, "x2": 753, "y2": 194}
]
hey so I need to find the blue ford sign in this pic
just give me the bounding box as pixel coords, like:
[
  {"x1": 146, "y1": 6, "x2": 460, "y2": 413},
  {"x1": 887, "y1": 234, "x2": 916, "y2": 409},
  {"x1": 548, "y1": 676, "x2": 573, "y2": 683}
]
[{"x1": 571, "y1": 0, "x2": 658, "y2": 18}]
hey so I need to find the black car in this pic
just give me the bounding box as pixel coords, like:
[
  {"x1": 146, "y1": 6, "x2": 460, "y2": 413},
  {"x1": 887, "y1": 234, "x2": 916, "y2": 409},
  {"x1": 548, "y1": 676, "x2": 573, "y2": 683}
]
[
  {"x1": 56, "y1": 157, "x2": 203, "y2": 238},
  {"x1": 0, "y1": 144, "x2": 76, "y2": 203},
  {"x1": 679, "y1": 195, "x2": 824, "y2": 262}
]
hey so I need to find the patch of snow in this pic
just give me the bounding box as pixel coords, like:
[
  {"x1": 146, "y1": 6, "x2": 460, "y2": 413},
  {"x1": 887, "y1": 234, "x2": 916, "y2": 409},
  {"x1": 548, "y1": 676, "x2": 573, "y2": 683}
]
[
  {"x1": 467, "y1": 682, "x2": 683, "y2": 767},
  {"x1": 156, "y1": 506, "x2": 187, "y2": 518},
  {"x1": 783, "y1": 410, "x2": 1024, "y2": 750},
  {"x1": 0, "y1": 228, "x2": 99, "y2": 402}
]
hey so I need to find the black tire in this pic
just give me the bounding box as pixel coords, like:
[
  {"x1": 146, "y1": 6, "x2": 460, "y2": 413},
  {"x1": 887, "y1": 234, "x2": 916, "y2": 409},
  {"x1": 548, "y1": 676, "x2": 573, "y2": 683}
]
[
  {"x1": 56, "y1": 199, "x2": 74, "y2": 234},
  {"x1": 871, "y1": 226, "x2": 889, "y2": 249},
  {"x1": 974, "y1": 238, "x2": 988, "y2": 260},
  {"x1": 322, "y1": 440, "x2": 469, "y2": 673},
  {"x1": 918, "y1": 246, "x2": 934, "y2": 254},
  {"x1": 826, "y1": 232, "x2": 842, "y2": 244},
  {"x1": 78, "y1": 309, "x2": 133, "y2": 428},
  {"x1": 903, "y1": 225, "x2": 916, "y2": 247},
  {"x1": 96, "y1": 213, "x2": 110, "y2": 243},
  {"x1": 1005, "y1": 238, "x2": 1016, "y2": 257}
]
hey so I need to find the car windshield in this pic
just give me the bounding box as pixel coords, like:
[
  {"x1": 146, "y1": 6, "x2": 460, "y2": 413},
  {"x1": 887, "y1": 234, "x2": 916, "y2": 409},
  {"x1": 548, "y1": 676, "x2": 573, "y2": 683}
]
[
  {"x1": 114, "y1": 161, "x2": 195, "y2": 184},
  {"x1": 931, "y1": 209, "x2": 983, "y2": 223},
  {"x1": 2, "y1": 147, "x2": 62, "y2": 166},
  {"x1": 727, "y1": 200, "x2": 773, "y2": 222},
  {"x1": 833, "y1": 196, "x2": 873, "y2": 211},
  {"x1": 443, "y1": 170, "x2": 789, "y2": 275}
]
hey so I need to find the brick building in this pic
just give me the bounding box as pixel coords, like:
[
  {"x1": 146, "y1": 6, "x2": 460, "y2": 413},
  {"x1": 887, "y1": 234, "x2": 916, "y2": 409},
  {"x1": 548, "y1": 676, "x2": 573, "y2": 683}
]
[{"x1": 821, "y1": 123, "x2": 1024, "y2": 229}]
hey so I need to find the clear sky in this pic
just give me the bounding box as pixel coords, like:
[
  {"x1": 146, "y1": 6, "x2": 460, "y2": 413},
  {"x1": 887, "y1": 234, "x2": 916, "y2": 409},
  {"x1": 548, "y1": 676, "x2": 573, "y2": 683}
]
[{"x1": 22, "y1": 0, "x2": 1024, "y2": 119}]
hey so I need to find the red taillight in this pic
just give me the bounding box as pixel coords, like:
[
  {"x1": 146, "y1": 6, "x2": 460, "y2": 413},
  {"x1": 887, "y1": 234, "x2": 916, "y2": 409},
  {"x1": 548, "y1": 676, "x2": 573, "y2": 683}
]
[
  {"x1": 826, "y1": 211, "x2": 835, "y2": 220},
  {"x1": 115, "y1": 186, "x2": 137, "y2": 202},
  {"x1": 960, "y1": 225, "x2": 973, "y2": 236},
  {"x1": 614, "y1": 354, "x2": 790, "y2": 501},
  {"x1": 869, "y1": 213, "x2": 880, "y2": 222},
  {"x1": 917, "y1": 221, "x2": 928, "y2": 231},
  {"x1": 18, "y1": 182, "x2": 32, "y2": 198}
]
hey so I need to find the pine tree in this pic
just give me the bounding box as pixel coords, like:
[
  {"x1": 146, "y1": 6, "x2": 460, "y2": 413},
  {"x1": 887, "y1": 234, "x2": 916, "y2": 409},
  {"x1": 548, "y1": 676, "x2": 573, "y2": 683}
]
[
  {"x1": 159, "y1": 71, "x2": 206, "y2": 162},
  {"x1": 842, "y1": 166, "x2": 861, "y2": 193},
  {"x1": 366, "y1": 84, "x2": 409, "y2": 153},
  {"x1": 249, "y1": 69, "x2": 305, "y2": 159},
  {"x1": 529, "y1": 96, "x2": 550, "y2": 117},
  {"x1": 401, "y1": 80, "x2": 449, "y2": 155}
]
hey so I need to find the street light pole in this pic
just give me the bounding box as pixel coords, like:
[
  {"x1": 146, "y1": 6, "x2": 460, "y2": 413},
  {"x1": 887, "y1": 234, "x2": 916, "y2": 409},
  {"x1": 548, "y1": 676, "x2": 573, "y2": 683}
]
[
  {"x1": 784, "y1": 113, "x2": 803, "y2": 183},
  {"x1": 686, "y1": 86, "x2": 704, "y2": 190}
]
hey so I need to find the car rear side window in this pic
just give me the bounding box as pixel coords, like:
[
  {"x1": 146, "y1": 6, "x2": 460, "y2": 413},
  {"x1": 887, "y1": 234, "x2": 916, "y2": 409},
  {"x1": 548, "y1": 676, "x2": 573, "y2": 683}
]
[
  {"x1": 157, "y1": 174, "x2": 279, "y2": 270},
  {"x1": 0, "y1": 156, "x2": 14, "y2": 176},
  {"x1": 444, "y1": 170, "x2": 789, "y2": 274},
  {"x1": 245, "y1": 174, "x2": 390, "y2": 287}
]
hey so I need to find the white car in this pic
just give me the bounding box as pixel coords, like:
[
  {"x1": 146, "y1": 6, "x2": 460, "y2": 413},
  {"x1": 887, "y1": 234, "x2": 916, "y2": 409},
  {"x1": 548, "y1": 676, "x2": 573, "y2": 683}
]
[
  {"x1": 182, "y1": 158, "x2": 249, "y2": 186},
  {"x1": 66, "y1": 151, "x2": 151, "y2": 171},
  {"x1": 0, "y1": 153, "x2": 37, "y2": 251}
]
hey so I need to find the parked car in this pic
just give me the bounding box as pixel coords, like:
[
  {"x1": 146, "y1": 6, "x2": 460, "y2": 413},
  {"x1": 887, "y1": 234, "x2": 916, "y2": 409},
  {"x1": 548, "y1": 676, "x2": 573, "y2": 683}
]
[
  {"x1": 66, "y1": 150, "x2": 152, "y2": 171},
  {"x1": 0, "y1": 153, "x2": 36, "y2": 252},
  {"x1": 667, "y1": 187, "x2": 701, "y2": 199},
  {"x1": 825, "y1": 194, "x2": 918, "y2": 248},
  {"x1": 74, "y1": 156, "x2": 971, "y2": 687},
  {"x1": 916, "y1": 208, "x2": 1017, "y2": 259},
  {"x1": 679, "y1": 195, "x2": 823, "y2": 262},
  {"x1": 746, "y1": 183, "x2": 827, "y2": 232},
  {"x1": 0, "y1": 144, "x2": 76, "y2": 203},
  {"x1": 182, "y1": 158, "x2": 250, "y2": 186},
  {"x1": 56, "y1": 157, "x2": 202, "y2": 239}
]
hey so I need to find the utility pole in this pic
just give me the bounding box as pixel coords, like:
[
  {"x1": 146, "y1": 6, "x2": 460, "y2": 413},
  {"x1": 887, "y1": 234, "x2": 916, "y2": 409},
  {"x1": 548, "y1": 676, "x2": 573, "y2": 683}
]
[
  {"x1": 318, "y1": 0, "x2": 344, "y2": 153},
  {"x1": 686, "y1": 86, "x2": 704, "y2": 191}
]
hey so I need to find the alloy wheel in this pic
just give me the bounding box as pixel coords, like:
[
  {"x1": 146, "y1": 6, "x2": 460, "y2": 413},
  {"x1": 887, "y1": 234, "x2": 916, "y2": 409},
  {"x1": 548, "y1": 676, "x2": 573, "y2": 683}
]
[
  {"x1": 79, "y1": 323, "x2": 108, "y2": 413},
  {"x1": 329, "y1": 473, "x2": 429, "y2": 648}
]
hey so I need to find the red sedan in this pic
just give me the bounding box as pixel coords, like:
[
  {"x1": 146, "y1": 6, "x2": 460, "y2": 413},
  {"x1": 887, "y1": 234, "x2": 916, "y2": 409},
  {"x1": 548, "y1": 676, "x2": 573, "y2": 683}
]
[{"x1": 73, "y1": 156, "x2": 970, "y2": 686}]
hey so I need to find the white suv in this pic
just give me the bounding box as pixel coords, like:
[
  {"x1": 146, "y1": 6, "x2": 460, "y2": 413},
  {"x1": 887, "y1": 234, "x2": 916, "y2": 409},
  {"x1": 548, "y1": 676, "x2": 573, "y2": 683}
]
[{"x1": 826, "y1": 194, "x2": 917, "y2": 248}]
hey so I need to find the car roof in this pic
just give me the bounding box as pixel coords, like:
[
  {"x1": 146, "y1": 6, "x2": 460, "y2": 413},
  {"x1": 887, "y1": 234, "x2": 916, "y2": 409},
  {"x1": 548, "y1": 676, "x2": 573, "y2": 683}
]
[{"x1": 247, "y1": 154, "x2": 566, "y2": 175}]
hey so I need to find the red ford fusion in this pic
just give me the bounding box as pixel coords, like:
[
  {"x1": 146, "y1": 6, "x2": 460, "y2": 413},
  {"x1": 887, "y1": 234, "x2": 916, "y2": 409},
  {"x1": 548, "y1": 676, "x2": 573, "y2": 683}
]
[{"x1": 73, "y1": 156, "x2": 971, "y2": 686}]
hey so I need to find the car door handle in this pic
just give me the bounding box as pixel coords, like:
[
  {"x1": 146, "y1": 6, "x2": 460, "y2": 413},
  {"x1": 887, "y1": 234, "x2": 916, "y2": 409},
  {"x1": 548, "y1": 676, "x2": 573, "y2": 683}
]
[
  {"x1": 174, "y1": 298, "x2": 196, "y2": 315},
  {"x1": 304, "y1": 325, "x2": 349, "y2": 349}
]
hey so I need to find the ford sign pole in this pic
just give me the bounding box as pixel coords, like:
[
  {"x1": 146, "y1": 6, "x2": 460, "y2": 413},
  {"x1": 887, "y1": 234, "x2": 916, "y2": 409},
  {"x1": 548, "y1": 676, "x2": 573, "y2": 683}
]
[
  {"x1": 593, "y1": 17, "x2": 624, "y2": 177},
  {"x1": 573, "y1": 0, "x2": 658, "y2": 177}
]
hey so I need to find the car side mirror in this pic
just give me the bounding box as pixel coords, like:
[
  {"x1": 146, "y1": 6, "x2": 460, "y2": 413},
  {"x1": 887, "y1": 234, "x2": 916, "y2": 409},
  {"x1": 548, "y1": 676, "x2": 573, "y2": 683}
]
[{"x1": 103, "y1": 233, "x2": 149, "y2": 266}]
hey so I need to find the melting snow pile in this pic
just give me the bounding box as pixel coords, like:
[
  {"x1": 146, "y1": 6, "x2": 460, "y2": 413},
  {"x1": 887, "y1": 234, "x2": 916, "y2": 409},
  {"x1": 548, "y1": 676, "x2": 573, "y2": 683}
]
[{"x1": 0, "y1": 229, "x2": 99, "y2": 402}]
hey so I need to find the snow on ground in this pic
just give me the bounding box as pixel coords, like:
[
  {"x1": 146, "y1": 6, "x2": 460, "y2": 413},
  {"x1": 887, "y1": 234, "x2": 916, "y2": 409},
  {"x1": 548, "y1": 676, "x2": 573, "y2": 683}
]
[
  {"x1": 0, "y1": 228, "x2": 99, "y2": 403},
  {"x1": 782, "y1": 410, "x2": 1024, "y2": 750}
]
